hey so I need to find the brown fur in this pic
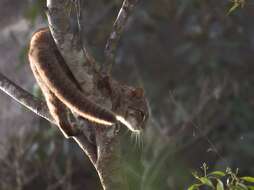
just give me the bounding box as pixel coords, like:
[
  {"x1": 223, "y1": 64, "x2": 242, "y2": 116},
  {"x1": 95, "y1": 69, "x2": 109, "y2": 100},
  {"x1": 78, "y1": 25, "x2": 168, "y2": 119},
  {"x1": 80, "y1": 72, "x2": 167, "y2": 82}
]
[{"x1": 29, "y1": 28, "x2": 117, "y2": 138}]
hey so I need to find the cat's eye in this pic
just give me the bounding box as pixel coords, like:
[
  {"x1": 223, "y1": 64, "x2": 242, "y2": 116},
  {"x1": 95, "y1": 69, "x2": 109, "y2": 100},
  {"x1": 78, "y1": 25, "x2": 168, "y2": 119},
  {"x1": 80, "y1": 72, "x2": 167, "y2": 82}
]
[
  {"x1": 137, "y1": 110, "x2": 145, "y2": 122},
  {"x1": 128, "y1": 106, "x2": 146, "y2": 123}
]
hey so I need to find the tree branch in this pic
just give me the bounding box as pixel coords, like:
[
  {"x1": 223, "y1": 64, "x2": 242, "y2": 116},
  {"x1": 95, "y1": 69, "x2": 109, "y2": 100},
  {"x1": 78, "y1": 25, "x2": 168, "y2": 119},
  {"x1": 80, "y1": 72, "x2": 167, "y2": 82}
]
[
  {"x1": 0, "y1": 72, "x2": 53, "y2": 123},
  {"x1": 1, "y1": 1, "x2": 147, "y2": 189},
  {"x1": 46, "y1": 1, "x2": 130, "y2": 189},
  {"x1": 0, "y1": 72, "x2": 97, "y2": 163},
  {"x1": 103, "y1": 0, "x2": 139, "y2": 75},
  {"x1": 46, "y1": 0, "x2": 96, "y2": 93}
]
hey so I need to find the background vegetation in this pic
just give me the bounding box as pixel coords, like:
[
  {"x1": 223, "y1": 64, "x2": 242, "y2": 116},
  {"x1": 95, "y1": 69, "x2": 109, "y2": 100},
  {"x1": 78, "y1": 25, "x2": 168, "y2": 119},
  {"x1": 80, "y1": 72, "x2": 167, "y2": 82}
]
[{"x1": 0, "y1": 0, "x2": 254, "y2": 189}]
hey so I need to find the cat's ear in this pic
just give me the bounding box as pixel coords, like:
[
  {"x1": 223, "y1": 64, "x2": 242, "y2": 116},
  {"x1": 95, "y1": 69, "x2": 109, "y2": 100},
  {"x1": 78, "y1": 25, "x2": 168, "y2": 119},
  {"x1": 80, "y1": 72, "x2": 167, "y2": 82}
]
[{"x1": 129, "y1": 87, "x2": 144, "y2": 98}]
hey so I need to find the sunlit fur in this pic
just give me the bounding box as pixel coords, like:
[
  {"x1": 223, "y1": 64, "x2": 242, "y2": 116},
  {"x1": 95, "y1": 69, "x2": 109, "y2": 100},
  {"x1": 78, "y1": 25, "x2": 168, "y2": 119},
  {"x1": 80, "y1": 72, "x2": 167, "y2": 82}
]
[
  {"x1": 130, "y1": 129, "x2": 143, "y2": 149},
  {"x1": 116, "y1": 115, "x2": 141, "y2": 134}
]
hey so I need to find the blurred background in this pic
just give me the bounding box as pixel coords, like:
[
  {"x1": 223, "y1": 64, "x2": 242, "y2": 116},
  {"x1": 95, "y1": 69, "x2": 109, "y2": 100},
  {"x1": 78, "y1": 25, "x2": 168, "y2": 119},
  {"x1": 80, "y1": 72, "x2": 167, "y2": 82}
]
[{"x1": 0, "y1": 0, "x2": 254, "y2": 189}]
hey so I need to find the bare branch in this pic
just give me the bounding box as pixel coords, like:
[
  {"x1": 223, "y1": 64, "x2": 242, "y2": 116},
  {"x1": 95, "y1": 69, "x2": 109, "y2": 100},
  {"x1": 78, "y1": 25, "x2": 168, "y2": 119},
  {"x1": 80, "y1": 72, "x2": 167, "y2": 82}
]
[
  {"x1": 0, "y1": 72, "x2": 53, "y2": 123},
  {"x1": 1, "y1": 0, "x2": 148, "y2": 189},
  {"x1": 73, "y1": 135, "x2": 97, "y2": 164},
  {"x1": 0, "y1": 72, "x2": 97, "y2": 163},
  {"x1": 4, "y1": 1, "x2": 148, "y2": 189},
  {"x1": 45, "y1": 1, "x2": 130, "y2": 189},
  {"x1": 103, "y1": 0, "x2": 139, "y2": 75},
  {"x1": 46, "y1": 0, "x2": 96, "y2": 93}
]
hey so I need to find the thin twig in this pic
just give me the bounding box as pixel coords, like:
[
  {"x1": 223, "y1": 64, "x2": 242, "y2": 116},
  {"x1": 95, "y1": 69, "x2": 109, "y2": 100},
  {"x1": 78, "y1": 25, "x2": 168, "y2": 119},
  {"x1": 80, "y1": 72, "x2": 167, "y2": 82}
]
[{"x1": 103, "y1": 0, "x2": 139, "y2": 75}]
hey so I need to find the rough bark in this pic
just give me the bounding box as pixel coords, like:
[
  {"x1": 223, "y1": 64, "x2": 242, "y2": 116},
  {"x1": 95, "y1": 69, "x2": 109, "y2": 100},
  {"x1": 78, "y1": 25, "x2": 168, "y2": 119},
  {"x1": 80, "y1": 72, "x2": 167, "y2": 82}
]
[{"x1": 0, "y1": 0, "x2": 143, "y2": 189}]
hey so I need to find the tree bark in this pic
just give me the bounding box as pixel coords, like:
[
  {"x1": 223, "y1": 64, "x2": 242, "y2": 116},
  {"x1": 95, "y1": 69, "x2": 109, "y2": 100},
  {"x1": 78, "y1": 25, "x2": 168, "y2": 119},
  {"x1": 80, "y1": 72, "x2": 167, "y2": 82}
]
[{"x1": 0, "y1": 0, "x2": 142, "y2": 189}]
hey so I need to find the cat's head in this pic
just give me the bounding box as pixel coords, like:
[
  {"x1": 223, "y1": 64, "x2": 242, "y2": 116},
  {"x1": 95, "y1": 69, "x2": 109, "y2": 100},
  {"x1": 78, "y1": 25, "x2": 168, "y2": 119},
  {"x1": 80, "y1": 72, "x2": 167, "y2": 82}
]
[{"x1": 117, "y1": 86, "x2": 149, "y2": 133}]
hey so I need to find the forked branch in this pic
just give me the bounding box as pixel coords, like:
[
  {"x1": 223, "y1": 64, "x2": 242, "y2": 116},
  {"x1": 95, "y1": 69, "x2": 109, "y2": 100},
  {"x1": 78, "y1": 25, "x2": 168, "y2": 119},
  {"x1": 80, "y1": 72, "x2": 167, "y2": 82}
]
[
  {"x1": 0, "y1": 0, "x2": 146, "y2": 189},
  {"x1": 103, "y1": 0, "x2": 139, "y2": 75},
  {"x1": 0, "y1": 72, "x2": 97, "y2": 163},
  {"x1": 0, "y1": 72, "x2": 53, "y2": 123}
]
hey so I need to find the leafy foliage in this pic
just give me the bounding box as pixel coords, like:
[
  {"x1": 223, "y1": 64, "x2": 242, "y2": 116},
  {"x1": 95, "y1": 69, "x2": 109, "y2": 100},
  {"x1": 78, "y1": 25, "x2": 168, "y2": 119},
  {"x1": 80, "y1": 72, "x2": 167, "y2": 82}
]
[
  {"x1": 2, "y1": 0, "x2": 254, "y2": 189},
  {"x1": 228, "y1": 0, "x2": 246, "y2": 14},
  {"x1": 188, "y1": 163, "x2": 254, "y2": 190}
]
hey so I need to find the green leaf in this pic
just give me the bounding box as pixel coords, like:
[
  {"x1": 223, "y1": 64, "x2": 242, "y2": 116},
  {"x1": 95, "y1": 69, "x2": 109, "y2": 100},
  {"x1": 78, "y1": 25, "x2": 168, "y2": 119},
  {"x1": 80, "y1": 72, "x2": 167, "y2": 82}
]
[
  {"x1": 241, "y1": 177, "x2": 254, "y2": 183},
  {"x1": 192, "y1": 172, "x2": 200, "y2": 179},
  {"x1": 227, "y1": 3, "x2": 239, "y2": 15},
  {"x1": 188, "y1": 184, "x2": 202, "y2": 190},
  {"x1": 236, "y1": 183, "x2": 248, "y2": 190},
  {"x1": 227, "y1": 0, "x2": 245, "y2": 15},
  {"x1": 199, "y1": 177, "x2": 214, "y2": 188},
  {"x1": 209, "y1": 171, "x2": 226, "y2": 178},
  {"x1": 216, "y1": 179, "x2": 224, "y2": 190},
  {"x1": 247, "y1": 186, "x2": 254, "y2": 190}
]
